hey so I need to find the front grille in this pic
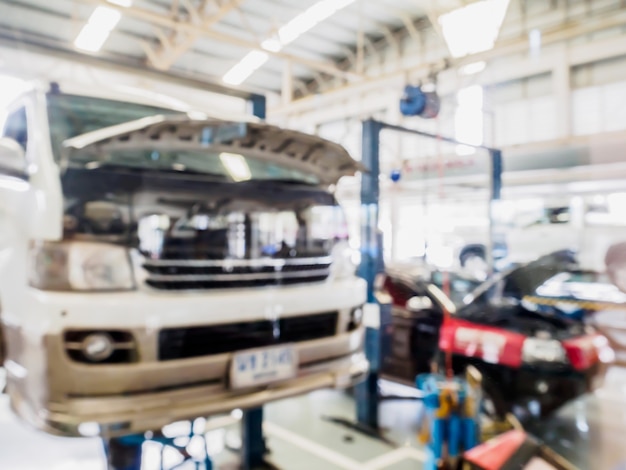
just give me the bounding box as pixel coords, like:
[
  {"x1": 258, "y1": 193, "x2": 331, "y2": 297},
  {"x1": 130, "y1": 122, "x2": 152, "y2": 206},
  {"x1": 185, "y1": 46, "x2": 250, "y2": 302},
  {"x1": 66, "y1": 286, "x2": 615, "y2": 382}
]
[
  {"x1": 158, "y1": 312, "x2": 339, "y2": 361},
  {"x1": 144, "y1": 257, "x2": 332, "y2": 290}
]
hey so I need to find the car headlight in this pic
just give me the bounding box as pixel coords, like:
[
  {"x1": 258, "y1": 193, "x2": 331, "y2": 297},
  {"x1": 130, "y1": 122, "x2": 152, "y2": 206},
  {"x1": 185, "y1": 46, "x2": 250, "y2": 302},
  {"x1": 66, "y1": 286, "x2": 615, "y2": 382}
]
[
  {"x1": 29, "y1": 241, "x2": 135, "y2": 291},
  {"x1": 331, "y1": 241, "x2": 359, "y2": 279},
  {"x1": 522, "y1": 337, "x2": 568, "y2": 364}
]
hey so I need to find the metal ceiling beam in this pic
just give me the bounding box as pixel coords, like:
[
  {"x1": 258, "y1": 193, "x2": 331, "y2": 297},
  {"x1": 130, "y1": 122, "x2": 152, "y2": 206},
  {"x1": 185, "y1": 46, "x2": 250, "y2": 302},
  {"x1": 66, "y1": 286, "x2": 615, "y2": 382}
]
[
  {"x1": 143, "y1": 0, "x2": 243, "y2": 71},
  {"x1": 339, "y1": 46, "x2": 356, "y2": 66},
  {"x1": 0, "y1": 26, "x2": 264, "y2": 99},
  {"x1": 74, "y1": 0, "x2": 361, "y2": 81},
  {"x1": 379, "y1": 25, "x2": 400, "y2": 53},
  {"x1": 271, "y1": 6, "x2": 626, "y2": 117},
  {"x1": 363, "y1": 36, "x2": 380, "y2": 63},
  {"x1": 399, "y1": 14, "x2": 421, "y2": 42},
  {"x1": 293, "y1": 78, "x2": 309, "y2": 96}
]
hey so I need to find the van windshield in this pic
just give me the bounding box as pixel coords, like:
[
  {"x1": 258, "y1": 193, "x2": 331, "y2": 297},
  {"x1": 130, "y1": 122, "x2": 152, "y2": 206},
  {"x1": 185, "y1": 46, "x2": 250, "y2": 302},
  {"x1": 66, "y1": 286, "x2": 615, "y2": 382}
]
[
  {"x1": 47, "y1": 93, "x2": 319, "y2": 184},
  {"x1": 47, "y1": 93, "x2": 176, "y2": 161}
]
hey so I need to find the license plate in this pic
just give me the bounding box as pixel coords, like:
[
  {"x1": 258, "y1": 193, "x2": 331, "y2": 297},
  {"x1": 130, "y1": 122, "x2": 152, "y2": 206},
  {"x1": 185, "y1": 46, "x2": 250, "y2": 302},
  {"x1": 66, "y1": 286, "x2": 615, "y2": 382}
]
[{"x1": 230, "y1": 345, "x2": 298, "y2": 389}]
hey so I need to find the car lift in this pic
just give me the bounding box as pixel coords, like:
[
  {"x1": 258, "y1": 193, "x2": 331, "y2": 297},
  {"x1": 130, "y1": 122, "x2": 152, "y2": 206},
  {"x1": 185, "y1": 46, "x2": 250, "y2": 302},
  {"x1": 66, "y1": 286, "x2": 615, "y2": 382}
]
[
  {"x1": 356, "y1": 118, "x2": 503, "y2": 431},
  {"x1": 103, "y1": 94, "x2": 269, "y2": 470}
]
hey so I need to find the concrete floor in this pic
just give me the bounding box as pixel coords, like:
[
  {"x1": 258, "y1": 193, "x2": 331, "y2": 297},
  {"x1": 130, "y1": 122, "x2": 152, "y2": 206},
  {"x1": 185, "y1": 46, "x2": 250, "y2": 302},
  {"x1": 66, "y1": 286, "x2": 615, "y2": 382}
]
[{"x1": 0, "y1": 368, "x2": 625, "y2": 470}]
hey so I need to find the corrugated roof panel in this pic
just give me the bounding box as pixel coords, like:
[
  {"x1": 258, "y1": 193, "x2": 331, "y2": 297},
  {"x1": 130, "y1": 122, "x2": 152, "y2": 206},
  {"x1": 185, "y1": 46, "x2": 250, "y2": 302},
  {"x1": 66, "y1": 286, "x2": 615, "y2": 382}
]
[{"x1": 0, "y1": 0, "x2": 429, "y2": 95}]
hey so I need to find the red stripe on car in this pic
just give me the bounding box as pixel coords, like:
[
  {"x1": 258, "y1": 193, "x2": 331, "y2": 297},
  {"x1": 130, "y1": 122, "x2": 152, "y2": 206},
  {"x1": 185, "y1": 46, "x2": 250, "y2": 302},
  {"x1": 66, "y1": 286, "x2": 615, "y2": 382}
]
[{"x1": 439, "y1": 317, "x2": 526, "y2": 368}]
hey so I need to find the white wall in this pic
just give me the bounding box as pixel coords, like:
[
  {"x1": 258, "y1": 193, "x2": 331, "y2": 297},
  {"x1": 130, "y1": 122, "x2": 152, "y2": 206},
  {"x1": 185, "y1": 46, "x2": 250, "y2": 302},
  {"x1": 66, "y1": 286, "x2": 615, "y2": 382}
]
[
  {"x1": 277, "y1": 0, "x2": 626, "y2": 263},
  {"x1": 274, "y1": 0, "x2": 626, "y2": 161}
]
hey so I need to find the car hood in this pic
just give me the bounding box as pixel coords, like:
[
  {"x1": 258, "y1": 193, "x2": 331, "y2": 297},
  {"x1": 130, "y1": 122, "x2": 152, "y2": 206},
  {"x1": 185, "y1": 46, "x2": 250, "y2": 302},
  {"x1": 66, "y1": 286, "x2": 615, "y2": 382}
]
[
  {"x1": 457, "y1": 301, "x2": 586, "y2": 340},
  {"x1": 63, "y1": 114, "x2": 366, "y2": 185},
  {"x1": 464, "y1": 251, "x2": 579, "y2": 305}
]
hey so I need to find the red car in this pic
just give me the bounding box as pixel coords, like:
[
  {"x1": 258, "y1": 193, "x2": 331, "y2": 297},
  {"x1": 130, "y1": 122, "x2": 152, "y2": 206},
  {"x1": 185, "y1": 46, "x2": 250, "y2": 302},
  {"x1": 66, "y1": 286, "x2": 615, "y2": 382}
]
[{"x1": 376, "y1": 254, "x2": 613, "y2": 418}]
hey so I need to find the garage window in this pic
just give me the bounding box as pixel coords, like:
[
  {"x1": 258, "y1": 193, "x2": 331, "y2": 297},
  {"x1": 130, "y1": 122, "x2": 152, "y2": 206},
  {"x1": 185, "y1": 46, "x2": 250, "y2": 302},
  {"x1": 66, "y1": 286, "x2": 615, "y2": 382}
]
[{"x1": 46, "y1": 93, "x2": 177, "y2": 163}]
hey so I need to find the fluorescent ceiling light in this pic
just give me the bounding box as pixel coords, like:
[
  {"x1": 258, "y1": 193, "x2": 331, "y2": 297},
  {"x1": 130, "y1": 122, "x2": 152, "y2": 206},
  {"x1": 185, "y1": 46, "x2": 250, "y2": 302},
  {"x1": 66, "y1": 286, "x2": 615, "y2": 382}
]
[
  {"x1": 459, "y1": 61, "x2": 486, "y2": 75},
  {"x1": 74, "y1": 2, "x2": 131, "y2": 52},
  {"x1": 222, "y1": 0, "x2": 355, "y2": 85},
  {"x1": 261, "y1": 37, "x2": 282, "y2": 53},
  {"x1": 220, "y1": 152, "x2": 252, "y2": 182},
  {"x1": 223, "y1": 50, "x2": 270, "y2": 85},
  {"x1": 439, "y1": 0, "x2": 510, "y2": 58},
  {"x1": 278, "y1": 0, "x2": 356, "y2": 46}
]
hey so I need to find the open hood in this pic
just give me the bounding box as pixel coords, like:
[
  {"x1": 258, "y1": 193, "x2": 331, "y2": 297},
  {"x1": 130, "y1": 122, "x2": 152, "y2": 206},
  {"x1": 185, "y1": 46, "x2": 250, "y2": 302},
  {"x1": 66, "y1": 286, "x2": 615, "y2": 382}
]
[
  {"x1": 464, "y1": 251, "x2": 579, "y2": 306},
  {"x1": 63, "y1": 114, "x2": 366, "y2": 185}
]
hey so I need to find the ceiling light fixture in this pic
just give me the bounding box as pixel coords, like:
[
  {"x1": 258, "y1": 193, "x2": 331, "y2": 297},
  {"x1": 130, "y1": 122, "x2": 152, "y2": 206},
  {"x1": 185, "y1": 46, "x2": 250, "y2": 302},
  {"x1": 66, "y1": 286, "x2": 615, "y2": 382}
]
[
  {"x1": 277, "y1": 0, "x2": 355, "y2": 46},
  {"x1": 439, "y1": 0, "x2": 510, "y2": 58},
  {"x1": 223, "y1": 50, "x2": 270, "y2": 86},
  {"x1": 222, "y1": 0, "x2": 356, "y2": 86},
  {"x1": 74, "y1": 0, "x2": 132, "y2": 53},
  {"x1": 459, "y1": 61, "x2": 486, "y2": 75},
  {"x1": 220, "y1": 152, "x2": 252, "y2": 182}
]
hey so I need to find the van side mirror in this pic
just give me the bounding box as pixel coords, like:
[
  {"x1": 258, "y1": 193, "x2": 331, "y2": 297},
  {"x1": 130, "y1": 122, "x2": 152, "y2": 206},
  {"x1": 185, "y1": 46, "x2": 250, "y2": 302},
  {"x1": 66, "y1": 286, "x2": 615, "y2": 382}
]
[
  {"x1": 406, "y1": 296, "x2": 433, "y2": 312},
  {"x1": 0, "y1": 138, "x2": 27, "y2": 179}
]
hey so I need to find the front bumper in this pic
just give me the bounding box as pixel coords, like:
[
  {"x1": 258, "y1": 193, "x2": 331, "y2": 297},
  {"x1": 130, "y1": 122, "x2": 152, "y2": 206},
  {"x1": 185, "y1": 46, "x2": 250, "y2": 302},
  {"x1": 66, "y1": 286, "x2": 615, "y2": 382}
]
[
  {"x1": 509, "y1": 364, "x2": 600, "y2": 416},
  {"x1": 513, "y1": 370, "x2": 586, "y2": 414},
  {"x1": 5, "y1": 277, "x2": 367, "y2": 437},
  {"x1": 10, "y1": 349, "x2": 368, "y2": 438},
  {"x1": 449, "y1": 355, "x2": 601, "y2": 417}
]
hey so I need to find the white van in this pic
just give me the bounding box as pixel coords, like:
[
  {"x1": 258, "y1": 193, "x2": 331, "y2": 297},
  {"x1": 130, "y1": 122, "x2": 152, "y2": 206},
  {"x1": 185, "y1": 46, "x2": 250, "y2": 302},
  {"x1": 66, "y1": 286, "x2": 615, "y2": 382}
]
[{"x1": 0, "y1": 81, "x2": 367, "y2": 437}]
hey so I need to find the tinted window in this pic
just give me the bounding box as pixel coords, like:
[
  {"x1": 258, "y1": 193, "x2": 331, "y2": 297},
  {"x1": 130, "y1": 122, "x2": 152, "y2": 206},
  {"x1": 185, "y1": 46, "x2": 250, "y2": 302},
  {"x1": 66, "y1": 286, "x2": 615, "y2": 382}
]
[
  {"x1": 47, "y1": 93, "x2": 175, "y2": 163},
  {"x1": 48, "y1": 93, "x2": 320, "y2": 184},
  {"x1": 3, "y1": 107, "x2": 28, "y2": 150}
]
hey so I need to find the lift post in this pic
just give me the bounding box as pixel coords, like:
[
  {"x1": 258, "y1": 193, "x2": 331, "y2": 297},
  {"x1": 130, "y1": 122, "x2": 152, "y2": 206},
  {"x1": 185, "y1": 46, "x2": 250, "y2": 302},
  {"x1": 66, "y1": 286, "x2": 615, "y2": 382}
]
[
  {"x1": 356, "y1": 119, "x2": 383, "y2": 430},
  {"x1": 356, "y1": 118, "x2": 503, "y2": 429},
  {"x1": 241, "y1": 93, "x2": 268, "y2": 470}
]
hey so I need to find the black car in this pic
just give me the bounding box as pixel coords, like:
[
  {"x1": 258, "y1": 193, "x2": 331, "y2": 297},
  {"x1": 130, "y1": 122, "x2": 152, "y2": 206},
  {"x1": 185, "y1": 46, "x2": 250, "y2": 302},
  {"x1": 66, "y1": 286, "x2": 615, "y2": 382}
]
[{"x1": 376, "y1": 254, "x2": 612, "y2": 418}]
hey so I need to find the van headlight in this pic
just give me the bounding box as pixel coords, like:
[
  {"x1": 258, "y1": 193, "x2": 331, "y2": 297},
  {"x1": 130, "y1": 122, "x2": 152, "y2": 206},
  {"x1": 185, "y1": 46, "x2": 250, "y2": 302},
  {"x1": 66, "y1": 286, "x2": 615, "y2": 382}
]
[
  {"x1": 29, "y1": 241, "x2": 135, "y2": 291},
  {"x1": 522, "y1": 338, "x2": 568, "y2": 364},
  {"x1": 331, "y1": 241, "x2": 359, "y2": 279}
]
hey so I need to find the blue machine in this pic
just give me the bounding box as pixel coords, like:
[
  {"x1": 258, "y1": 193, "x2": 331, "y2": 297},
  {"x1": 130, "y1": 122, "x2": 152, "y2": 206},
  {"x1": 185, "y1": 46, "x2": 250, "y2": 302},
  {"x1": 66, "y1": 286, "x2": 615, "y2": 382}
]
[
  {"x1": 399, "y1": 85, "x2": 440, "y2": 118},
  {"x1": 416, "y1": 373, "x2": 481, "y2": 470}
]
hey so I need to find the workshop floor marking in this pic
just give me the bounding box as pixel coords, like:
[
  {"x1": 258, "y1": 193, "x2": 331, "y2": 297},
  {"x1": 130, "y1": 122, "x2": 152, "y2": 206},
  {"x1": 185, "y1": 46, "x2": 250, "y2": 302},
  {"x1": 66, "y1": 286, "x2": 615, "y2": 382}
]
[
  {"x1": 362, "y1": 447, "x2": 427, "y2": 469},
  {"x1": 263, "y1": 421, "x2": 427, "y2": 470},
  {"x1": 263, "y1": 421, "x2": 363, "y2": 470}
]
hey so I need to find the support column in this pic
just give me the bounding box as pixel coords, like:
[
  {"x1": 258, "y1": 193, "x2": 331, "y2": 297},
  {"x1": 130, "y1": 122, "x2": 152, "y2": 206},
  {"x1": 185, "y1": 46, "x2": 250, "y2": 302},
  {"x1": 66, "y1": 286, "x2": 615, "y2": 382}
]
[
  {"x1": 250, "y1": 94, "x2": 267, "y2": 120},
  {"x1": 389, "y1": 97, "x2": 404, "y2": 262},
  {"x1": 356, "y1": 119, "x2": 383, "y2": 430},
  {"x1": 488, "y1": 149, "x2": 503, "y2": 273},
  {"x1": 104, "y1": 435, "x2": 144, "y2": 470},
  {"x1": 358, "y1": 119, "x2": 382, "y2": 301},
  {"x1": 242, "y1": 408, "x2": 266, "y2": 470}
]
